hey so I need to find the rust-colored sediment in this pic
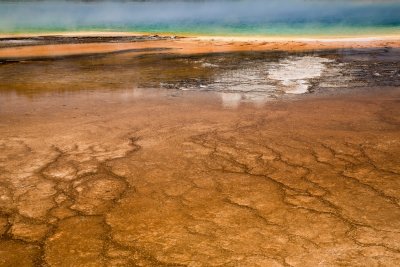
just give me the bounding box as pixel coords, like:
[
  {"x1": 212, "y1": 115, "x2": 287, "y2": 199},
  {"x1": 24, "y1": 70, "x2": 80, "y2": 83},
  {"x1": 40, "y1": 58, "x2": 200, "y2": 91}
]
[
  {"x1": 1, "y1": 35, "x2": 400, "y2": 59},
  {"x1": 0, "y1": 86, "x2": 399, "y2": 266},
  {"x1": 0, "y1": 34, "x2": 400, "y2": 266}
]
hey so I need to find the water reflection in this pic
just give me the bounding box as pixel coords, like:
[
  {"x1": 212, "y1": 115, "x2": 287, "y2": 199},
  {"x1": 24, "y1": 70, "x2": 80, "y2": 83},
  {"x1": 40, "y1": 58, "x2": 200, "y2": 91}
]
[
  {"x1": 1, "y1": 49, "x2": 399, "y2": 109},
  {"x1": 219, "y1": 92, "x2": 273, "y2": 109},
  {"x1": 220, "y1": 93, "x2": 242, "y2": 109},
  {"x1": 267, "y1": 56, "x2": 334, "y2": 94},
  {"x1": 181, "y1": 55, "x2": 344, "y2": 108}
]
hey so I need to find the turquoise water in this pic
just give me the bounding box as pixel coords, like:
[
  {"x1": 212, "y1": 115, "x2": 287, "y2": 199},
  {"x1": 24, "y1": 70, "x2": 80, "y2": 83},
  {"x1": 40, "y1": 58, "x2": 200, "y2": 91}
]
[{"x1": 1, "y1": 0, "x2": 400, "y2": 36}]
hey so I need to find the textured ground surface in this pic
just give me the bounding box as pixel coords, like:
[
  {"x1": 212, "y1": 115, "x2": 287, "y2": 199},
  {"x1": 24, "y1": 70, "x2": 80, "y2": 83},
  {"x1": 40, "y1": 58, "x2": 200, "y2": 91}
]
[
  {"x1": 1, "y1": 86, "x2": 399, "y2": 266},
  {"x1": 0, "y1": 41, "x2": 400, "y2": 266}
]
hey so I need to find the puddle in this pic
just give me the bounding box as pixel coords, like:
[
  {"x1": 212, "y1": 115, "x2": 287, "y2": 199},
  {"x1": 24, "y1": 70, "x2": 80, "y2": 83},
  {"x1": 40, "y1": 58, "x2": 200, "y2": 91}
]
[{"x1": 177, "y1": 55, "x2": 342, "y2": 107}]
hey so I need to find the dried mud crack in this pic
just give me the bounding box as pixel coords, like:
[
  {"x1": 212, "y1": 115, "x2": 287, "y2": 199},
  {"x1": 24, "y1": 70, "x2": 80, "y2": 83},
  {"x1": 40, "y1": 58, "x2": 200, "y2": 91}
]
[
  {"x1": 2, "y1": 91, "x2": 400, "y2": 266},
  {"x1": 0, "y1": 135, "x2": 146, "y2": 266}
]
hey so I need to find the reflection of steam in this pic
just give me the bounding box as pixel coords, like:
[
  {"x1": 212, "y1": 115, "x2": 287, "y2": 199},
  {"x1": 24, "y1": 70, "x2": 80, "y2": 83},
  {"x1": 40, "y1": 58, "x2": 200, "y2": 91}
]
[
  {"x1": 219, "y1": 92, "x2": 273, "y2": 108},
  {"x1": 132, "y1": 88, "x2": 144, "y2": 98},
  {"x1": 220, "y1": 93, "x2": 242, "y2": 109},
  {"x1": 121, "y1": 87, "x2": 172, "y2": 100},
  {"x1": 268, "y1": 56, "x2": 333, "y2": 94},
  {"x1": 244, "y1": 93, "x2": 271, "y2": 108},
  {"x1": 205, "y1": 56, "x2": 337, "y2": 108}
]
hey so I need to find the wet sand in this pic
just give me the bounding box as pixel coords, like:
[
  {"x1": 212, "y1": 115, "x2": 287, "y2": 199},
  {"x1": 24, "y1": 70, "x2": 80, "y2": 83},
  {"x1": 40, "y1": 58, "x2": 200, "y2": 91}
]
[{"x1": 0, "y1": 35, "x2": 400, "y2": 266}]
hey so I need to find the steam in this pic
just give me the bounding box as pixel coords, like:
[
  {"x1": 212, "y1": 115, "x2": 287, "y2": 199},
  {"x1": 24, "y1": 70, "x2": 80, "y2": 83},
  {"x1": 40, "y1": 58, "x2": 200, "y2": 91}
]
[{"x1": 0, "y1": 0, "x2": 399, "y2": 33}]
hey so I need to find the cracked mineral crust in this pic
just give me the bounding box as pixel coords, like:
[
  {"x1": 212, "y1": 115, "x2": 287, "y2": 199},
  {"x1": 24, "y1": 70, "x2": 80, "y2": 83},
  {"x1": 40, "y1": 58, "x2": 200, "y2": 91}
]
[{"x1": 1, "y1": 46, "x2": 400, "y2": 266}]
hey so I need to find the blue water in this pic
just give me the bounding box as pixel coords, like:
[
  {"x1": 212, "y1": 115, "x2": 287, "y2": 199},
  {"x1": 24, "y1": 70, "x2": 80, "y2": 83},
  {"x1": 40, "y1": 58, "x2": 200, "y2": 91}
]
[{"x1": 1, "y1": 0, "x2": 400, "y2": 36}]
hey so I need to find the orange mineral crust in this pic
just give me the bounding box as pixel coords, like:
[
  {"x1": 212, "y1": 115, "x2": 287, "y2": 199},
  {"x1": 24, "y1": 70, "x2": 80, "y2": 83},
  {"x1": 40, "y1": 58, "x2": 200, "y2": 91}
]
[
  {"x1": 1, "y1": 87, "x2": 400, "y2": 266},
  {"x1": 0, "y1": 34, "x2": 400, "y2": 59},
  {"x1": 0, "y1": 34, "x2": 400, "y2": 266}
]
